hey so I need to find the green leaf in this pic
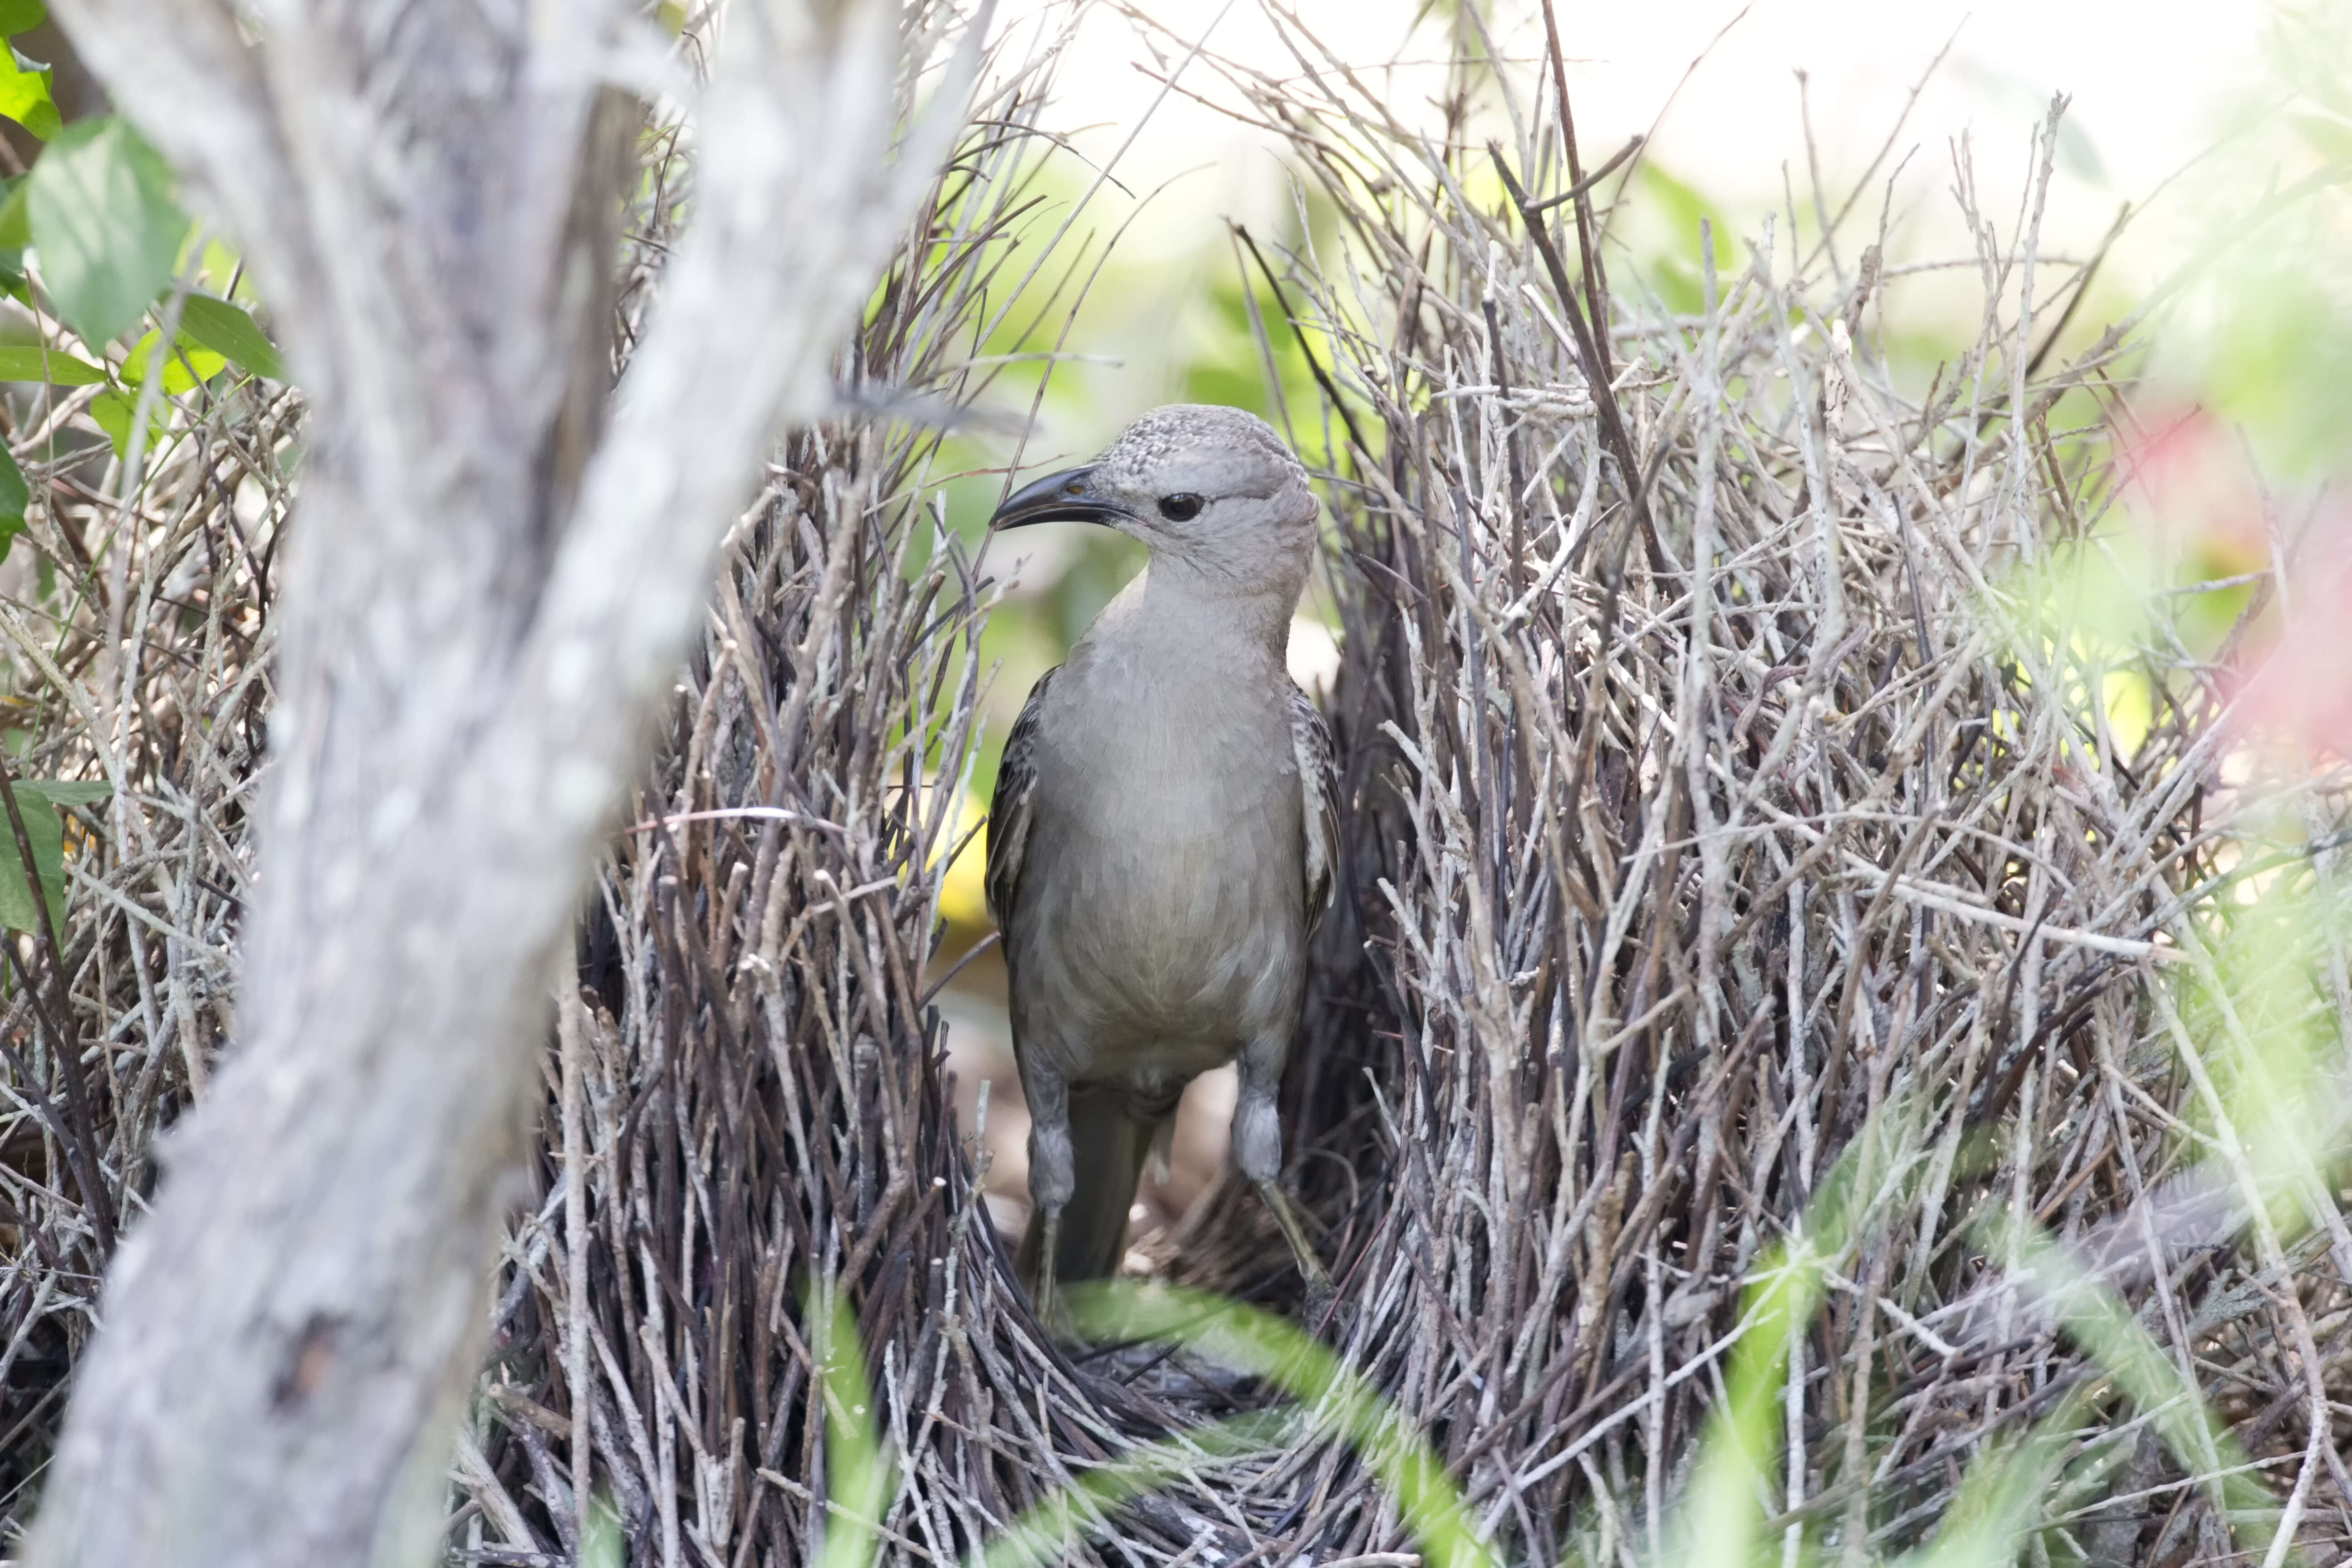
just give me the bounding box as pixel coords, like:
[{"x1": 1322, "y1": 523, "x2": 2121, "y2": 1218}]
[
  {"x1": 0, "y1": 0, "x2": 46, "y2": 35},
  {"x1": 88, "y1": 387, "x2": 162, "y2": 459},
  {"x1": 178, "y1": 293, "x2": 281, "y2": 380},
  {"x1": 0, "y1": 777, "x2": 108, "y2": 941},
  {"x1": 0, "y1": 787, "x2": 61, "y2": 938},
  {"x1": 0, "y1": 41, "x2": 54, "y2": 142},
  {"x1": 0, "y1": 342, "x2": 107, "y2": 384},
  {"x1": 579, "y1": 1494, "x2": 624, "y2": 1568},
  {"x1": 1637, "y1": 166, "x2": 1735, "y2": 318},
  {"x1": 0, "y1": 443, "x2": 27, "y2": 547},
  {"x1": 20, "y1": 781, "x2": 110, "y2": 808},
  {"x1": 0, "y1": 176, "x2": 27, "y2": 250},
  {"x1": 123, "y1": 325, "x2": 224, "y2": 394},
  {"x1": 29, "y1": 117, "x2": 186, "y2": 345},
  {"x1": 87, "y1": 387, "x2": 125, "y2": 453}
]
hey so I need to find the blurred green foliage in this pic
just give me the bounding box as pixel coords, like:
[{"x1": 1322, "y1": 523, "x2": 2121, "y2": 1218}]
[
  {"x1": 29, "y1": 117, "x2": 186, "y2": 347},
  {"x1": 2024, "y1": 1, "x2": 2352, "y2": 776},
  {"x1": 1629, "y1": 165, "x2": 1740, "y2": 318},
  {"x1": 2149, "y1": 1, "x2": 2352, "y2": 483},
  {"x1": 2009, "y1": 16, "x2": 2352, "y2": 1562}
]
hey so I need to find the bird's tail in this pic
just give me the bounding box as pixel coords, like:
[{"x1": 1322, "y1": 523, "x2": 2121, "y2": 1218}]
[{"x1": 1018, "y1": 1085, "x2": 1158, "y2": 1293}]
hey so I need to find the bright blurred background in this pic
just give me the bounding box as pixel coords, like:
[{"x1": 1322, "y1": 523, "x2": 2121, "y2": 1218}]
[{"x1": 930, "y1": 0, "x2": 2352, "y2": 1250}]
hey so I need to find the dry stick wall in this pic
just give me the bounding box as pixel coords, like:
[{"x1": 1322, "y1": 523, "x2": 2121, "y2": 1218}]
[
  {"x1": 1168, "y1": 14, "x2": 2352, "y2": 1565},
  {"x1": 460, "y1": 28, "x2": 1266, "y2": 1567},
  {"x1": 0, "y1": 373, "x2": 288, "y2": 1536}
]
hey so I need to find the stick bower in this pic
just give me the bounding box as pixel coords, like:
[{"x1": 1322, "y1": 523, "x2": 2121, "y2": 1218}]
[
  {"x1": 469, "y1": 26, "x2": 2352, "y2": 1563},
  {"x1": 0, "y1": 8, "x2": 2345, "y2": 1568}
]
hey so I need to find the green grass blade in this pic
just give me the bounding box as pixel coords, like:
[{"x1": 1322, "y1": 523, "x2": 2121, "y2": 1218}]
[
  {"x1": 808, "y1": 1283, "x2": 894, "y2": 1568},
  {"x1": 1057, "y1": 1283, "x2": 1503, "y2": 1568}
]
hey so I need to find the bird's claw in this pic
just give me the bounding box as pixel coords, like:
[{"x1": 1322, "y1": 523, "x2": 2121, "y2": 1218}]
[{"x1": 1303, "y1": 1271, "x2": 1338, "y2": 1336}]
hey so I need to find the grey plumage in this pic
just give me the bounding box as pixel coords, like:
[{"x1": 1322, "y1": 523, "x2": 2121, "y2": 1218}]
[
  {"x1": 1288, "y1": 686, "x2": 1341, "y2": 931},
  {"x1": 984, "y1": 404, "x2": 1338, "y2": 1320}
]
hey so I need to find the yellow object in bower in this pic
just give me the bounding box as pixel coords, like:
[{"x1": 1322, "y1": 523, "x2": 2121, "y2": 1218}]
[{"x1": 931, "y1": 783, "x2": 991, "y2": 931}]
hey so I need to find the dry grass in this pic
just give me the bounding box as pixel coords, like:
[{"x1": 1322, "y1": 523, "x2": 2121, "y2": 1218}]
[{"x1": 1, "y1": 3, "x2": 2348, "y2": 1566}]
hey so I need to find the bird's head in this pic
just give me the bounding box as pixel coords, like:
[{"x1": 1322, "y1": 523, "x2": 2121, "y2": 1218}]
[{"x1": 988, "y1": 405, "x2": 1318, "y2": 581}]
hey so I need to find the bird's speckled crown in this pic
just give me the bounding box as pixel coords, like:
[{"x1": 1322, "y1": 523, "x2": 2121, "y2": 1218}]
[{"x1": 1094, "y1": 404, "x2": 1306, "y2": 500}]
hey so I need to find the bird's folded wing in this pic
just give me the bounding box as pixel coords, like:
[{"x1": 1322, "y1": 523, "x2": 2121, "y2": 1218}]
[
  {"x1": 986, "y1": 666, "x2": 1060, "y2": 927},
  {"x1": 1289, "y1": 683, "x2": 1340, "y2": 936}
]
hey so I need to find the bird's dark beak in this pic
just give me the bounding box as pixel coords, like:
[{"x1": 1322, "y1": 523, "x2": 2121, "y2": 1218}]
[{"x1": 988, "y1": 466, "x2": 1132, "y2": 530}]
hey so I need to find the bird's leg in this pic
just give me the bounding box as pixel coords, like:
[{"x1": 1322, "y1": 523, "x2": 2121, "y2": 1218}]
[
  {"x1": 1032, "y1": 1210, "x2": 1063, "y2": 1332},
  {"x1": 1234, "y1": 1034, "x2": 1335, "y2": 1328},
  {"x1": 1024, "y1": 1068, "x2": 1075, "y2": 1334},
  {"x1": 1254, "y1": 1178, "x2": 1334, "y2": 1327}
]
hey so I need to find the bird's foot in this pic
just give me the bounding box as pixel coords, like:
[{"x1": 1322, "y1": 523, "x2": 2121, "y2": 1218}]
[
  {"x1": 1302, "y1": 1270, "x2": 1338, "y2": 1337},
  {"x1": 1253, "y1": 1176, "x2": 1342, "y2": 1338}
]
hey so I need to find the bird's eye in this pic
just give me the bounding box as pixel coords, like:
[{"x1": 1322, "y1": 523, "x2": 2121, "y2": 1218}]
[{"x1": 1158, "y1": 493, "x2": 1205, "y2": 522}]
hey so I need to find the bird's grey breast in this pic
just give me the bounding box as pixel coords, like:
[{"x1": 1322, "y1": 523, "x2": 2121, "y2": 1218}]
[{"x1": 1012, "y1": 635, "x2": 1307, "y2": 1077}]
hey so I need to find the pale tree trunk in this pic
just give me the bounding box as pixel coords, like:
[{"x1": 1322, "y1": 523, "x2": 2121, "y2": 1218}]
[{"x1": 23, "y1": 2, "x2": 970, "y2": 1563}]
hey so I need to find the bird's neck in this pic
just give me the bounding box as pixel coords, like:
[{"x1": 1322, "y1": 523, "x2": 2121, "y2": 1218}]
[{"x1": 1117, "y1": 549, "x2": 1307, "y2": 662}]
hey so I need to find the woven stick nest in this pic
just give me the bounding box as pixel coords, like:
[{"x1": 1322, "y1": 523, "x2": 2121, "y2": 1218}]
[{"x1": 0, "y1": 5, "x2": 2346, "y2": 1567}]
